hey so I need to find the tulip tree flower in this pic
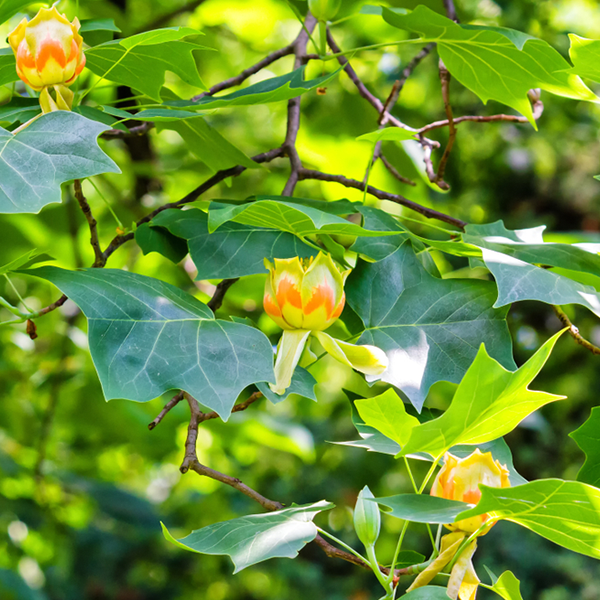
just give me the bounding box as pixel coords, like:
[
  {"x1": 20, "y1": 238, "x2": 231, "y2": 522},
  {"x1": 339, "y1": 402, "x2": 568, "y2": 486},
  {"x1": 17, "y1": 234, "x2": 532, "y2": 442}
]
[
  {"x1": 431, "y1": 449, "x2": 511, "y2": 534},
  {"x1": 9, "y1": 6, "x2": 86, "y2": 112},
  {"x1": 263, "y1": 253, "x2": 388, "y2": 395}
]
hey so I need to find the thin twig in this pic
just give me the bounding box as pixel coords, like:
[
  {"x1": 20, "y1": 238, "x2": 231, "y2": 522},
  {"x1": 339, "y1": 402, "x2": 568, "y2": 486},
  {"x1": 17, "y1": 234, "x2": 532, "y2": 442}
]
[
  {"x1": 73, "y1": 179, "x2": 104, "y2": 267},
  {"x1": 443, "y1": 0, "x2": 459, "y2": 22},
  {"x1": 298, "y1": 168, "x2": 466, "y2": 229},
  {"x1": 148, "y1": 391, "x2": 185, "y2": 430},
  {"x1": 103, "y1": 121, "x2": 154, "y2": 139},
  {"x1": 389, "y1": 43, "x2": 435, "y2": 109},
  {"x1": 553, "y1": 306, "x2": 600, "y2": 355},
  {"x1": 432, "y1": 60, "x2": 455, "y2": 190},
  {"x1": 207, "y1": 278, "x2": 240, "y2": 312},
  {"x1": 380, "y1": 154, "x2": 416, "y2": 186},
  {"x1": 198, "y1": 391, "x2": 263, "y2": 423},
  {"x1": 282, "y1": 14, "x2": 317, "y2": 196}
]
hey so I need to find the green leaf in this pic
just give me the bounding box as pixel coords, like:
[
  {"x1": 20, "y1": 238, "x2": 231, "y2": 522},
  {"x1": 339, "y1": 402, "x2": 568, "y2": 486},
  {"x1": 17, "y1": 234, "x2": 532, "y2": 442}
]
[
  {"x1": 135, "y1": 222, "x2": 189, "y2": 264},
  {"x1": 490, "y1": 571, "x2": 524, "y2": 600},
  {"x1": 464, "y1": 220, "x2": 600, "y2": 278},
  {"x1": 0, "y1": 48, "x2": 18, "y2": 87},
  {"x1": 373, "y1": 494, "x2": 470, "y2": 523},
  {"x1": 121, "y1": 108, "x2": 206, "y2": 121},
  {"x1": 349, "y1": 205, "x2": 408, "y2": 261},
  {"x1": 381, "y1": 5, "x2": 597, "y2": 123},
  {"x1": 568, "y1": 35, "x2": 600, "y2": 83},
  {"x1": 0, "y1": 250, "x2": 53, "y2": 276},
  {"x1": 156, "y1": 117, "x2": 258, "y2": 172},
  {"x1": 346, "y1": 240, "x2": 514, "y2": 410},
  {"x1": 0, "y1": 97, "x2": 40, "y2": 126},
  {"x1": 400, "y1": 586, "x2": 452, "y2": 599},
  {"x1": 355, "y1": 389, "x2": 419, "y2": 447},
  {"x1": 400, "y1": 330, "x2": 565, "y2": 458},
  {"x1": 483, "y1": 248, "x2": 600, "y2": 318},
  {"x1": 395, "y1": 550, "x2": 426, "y2": 569},
  {"x1": 147, "y1": 208, "x2": 317, "y2": 279},
  {"x1": 0, "y1": 112, "x2": 120, "y2": 214},
  {"x1": 356, "y1": 128, "x2": 417, "y2": 143},
  {"x1": 161, "y1": 501, "x2": 334, "y2": 572},
  {"x1": 85, "y1": 28, "x2": 210, "y2": 101},
  {"x1": 456, "y1": 479, "x2": 600, "y2": 559},
  {"x1": 166, "y1": 66, "x2": 340, "y2": 109},
  {"x1": 0, "y1": 0, "x2": 35, "y2": 25},
  {"x1": 25, "y1": 267, "x2": 275, "y2": 420},
  {"x1": 570, "y1": 407, "x2": 600, "y2": 487},
  {"x1": 73, "y1": 105, "x2": 128, "y2": 131},
  {"x1": 79, "y1": 18, "x2": 121, "y2": 47},
  {"x1": 208, "y1": 197, "x2": 395, "y2": 238},
  {"x1": 257, "y1": 366, "x2": 318, "y2": 404}
]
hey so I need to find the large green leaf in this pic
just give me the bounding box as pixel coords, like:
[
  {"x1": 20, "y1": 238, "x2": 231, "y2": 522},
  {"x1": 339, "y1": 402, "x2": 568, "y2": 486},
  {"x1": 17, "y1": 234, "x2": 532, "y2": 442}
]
[
  {"x1": 349, "y1": 205, "x2": 408, "y2": 261},
  {"x1": 0, "y1": 0, "x2": 34, "y2": 25},
  {"x1": 464, "y1": 221, "x2": 600, "y2": 278},
  {"x1": 483, "y1": 248, "x2": 600, "y2": 318},
  {"x1": 257, "y1": 366, "x2": 317, "y2": 405},
  {"x1": 457, "y1": 479, "x2": 600, "y2": 559},
  {"x1": 161, "y1": 501, "x2": 333, "y2": 572},
  {"x1": 400, "y1": 330, "x2": 565, "y2": 458},
  {"x1": 355, "y1": 389, "x2": 419, "y2": 447},
  {"x1": 570, "y1": 407, "x2": 600, "y2": 488},
  {"x1": 381, "y1": 6, "x2": 597, "y2": 123},
  {"x1": 145, "y1": 208, "x2": 316, "y2": 279},
  {"x1": 373, "y1": 494, "x2": 470, "y2": 524},
  {"x1": 208, "y1": 197, "x2": 401, "y2": 239},
  {"x1": 402, "y1": 587, "x2": 452, "y2": 599},
  {"x1": 568, "y1": 35, "x2": 600, "y2": 83},
  {"x1": 346, "y1": 240, "x2": 514, "y2": 410},
  {"x1": 85, "y1": 28, "x2": 209, "y2": 101},
  {"x1": 156, "y1": 117, "x2": 258, "y2": 172},
  {"x1": 0, "y1": 48, "x2": 18, "y2": 87},
  {"x1": 167, "y1": 66, "x2": 340, "y2": 109},
  {"x1": 0, "y1": 112, "x2": 120, "y2": 214},
  {"x1": 25, "y1": 267, "x2": 275, "y2": 420}
]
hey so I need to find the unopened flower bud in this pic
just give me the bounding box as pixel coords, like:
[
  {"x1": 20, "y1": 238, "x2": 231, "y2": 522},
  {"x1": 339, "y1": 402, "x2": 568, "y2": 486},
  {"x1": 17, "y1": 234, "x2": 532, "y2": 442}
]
[{"x1": 353, "y1": 485, "x2": 381, "y2": 548}]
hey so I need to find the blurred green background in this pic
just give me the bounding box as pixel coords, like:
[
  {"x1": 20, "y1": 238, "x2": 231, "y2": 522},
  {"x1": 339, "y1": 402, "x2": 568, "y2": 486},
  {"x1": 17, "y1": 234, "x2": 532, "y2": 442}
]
[{"x1": 2, "y1": 0, "x2": 600, "y2": 598}]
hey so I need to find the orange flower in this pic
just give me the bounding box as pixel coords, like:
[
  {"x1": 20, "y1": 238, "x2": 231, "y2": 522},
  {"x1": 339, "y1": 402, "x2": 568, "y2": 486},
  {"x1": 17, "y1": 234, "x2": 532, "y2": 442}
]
[
  {"x1": 431, "y1": 449, "x2": 511, "y2": 534},
  {"x1": 9, "y1": 7, "x2": 86, "y2": 93},
  {"x1": 264, "y1": 253, "x2": 348, "y2": 331}
]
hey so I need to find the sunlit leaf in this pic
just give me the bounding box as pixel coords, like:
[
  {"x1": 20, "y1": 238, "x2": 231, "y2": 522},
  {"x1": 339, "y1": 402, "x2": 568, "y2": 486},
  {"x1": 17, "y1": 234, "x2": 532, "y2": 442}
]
[
  {"x1": 570, "y1": 407, "x2": 600, "y2": 487},
  {"x1": 161, "y1": 501, "x2": 334, "y2": 572}
]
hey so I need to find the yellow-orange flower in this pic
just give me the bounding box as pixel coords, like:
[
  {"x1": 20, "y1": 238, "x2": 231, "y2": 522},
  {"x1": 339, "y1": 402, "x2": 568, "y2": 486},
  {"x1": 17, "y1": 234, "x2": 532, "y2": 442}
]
[
  {"x1": 431, "y1": 449, "x2": 511, "y2": 534},
  {"x1": 9, "y1": 6, "x2": 86, "y2": 91},
  {"x1": 264, "y1": 253, "x2": 349, "y2": 331}
]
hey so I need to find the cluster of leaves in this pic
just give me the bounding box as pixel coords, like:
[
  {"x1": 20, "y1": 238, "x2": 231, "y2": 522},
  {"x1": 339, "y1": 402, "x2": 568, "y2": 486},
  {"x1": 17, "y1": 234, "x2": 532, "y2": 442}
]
[{"x1": 3, "y1": 1, "x2": 600, "y2": 599}]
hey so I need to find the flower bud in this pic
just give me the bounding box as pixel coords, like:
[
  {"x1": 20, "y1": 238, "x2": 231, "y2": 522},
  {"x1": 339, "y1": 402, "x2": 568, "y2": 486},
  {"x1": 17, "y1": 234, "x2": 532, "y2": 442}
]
[
  {"x1": 9, "y1": 6, "x2": 86, "y2": 92},
  {"x1": 264, "y1": 253, "x2": 349, "y2": 331},
  {"x1": 353, "y1": 485, "x2": 380, "y2": 548},
  {"x1": 431, "y1": 449, "x2": 510, "y2": 534},
  {"x1": 308, "y1": 0, "x2": 342, "y2": 21}
]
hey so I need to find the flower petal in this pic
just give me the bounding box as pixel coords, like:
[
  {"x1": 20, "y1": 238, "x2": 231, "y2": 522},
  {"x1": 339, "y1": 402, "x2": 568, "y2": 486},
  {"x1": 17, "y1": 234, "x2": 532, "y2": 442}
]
[
  {"x1": 314, "y1": 331, "x2": 388, "y2": 375},
  {"x1": 270, "y1": 329, "x2": 311, "y2": 395}
]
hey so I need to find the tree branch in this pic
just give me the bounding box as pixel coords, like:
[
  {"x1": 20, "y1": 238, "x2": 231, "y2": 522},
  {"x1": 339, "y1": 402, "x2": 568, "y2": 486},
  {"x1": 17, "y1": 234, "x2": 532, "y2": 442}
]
[
  {"x1": 443, "y1": 0, "x2": 459, "y2": 22},
  {"x1": 148, "y1": 391, "x2": 185, "y2": 430},
  {"x1": 207, "y1": 278, "x2": 239, "y2": 312},
  {"x1": 298, "y1": 168, "x2": 467, "y2": 229},
  {"x1": 73, "y1": 179, "x2": 104, "y2": 267},
  {"x1": 553, "y1": 306, "x2": 600, "y2": 355},
  {"x1": 431, "y1": 60, "x2": 455, "y2": 190}
]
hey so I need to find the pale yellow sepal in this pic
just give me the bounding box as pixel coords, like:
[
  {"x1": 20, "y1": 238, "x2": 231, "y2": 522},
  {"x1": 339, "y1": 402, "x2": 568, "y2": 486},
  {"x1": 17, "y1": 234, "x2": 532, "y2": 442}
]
[
  {"x1": 270, "y1": 329, "x2": 311, "y2": 395},
  {"x1": 314, "y1": 331, "x2": 388, "y2": 376},
  {"x1": 447, "y1": 539, "x2": 479, "y2": 600},
  {"x1": 406, "y1": 532, "x2": 465, "y2": 592}
]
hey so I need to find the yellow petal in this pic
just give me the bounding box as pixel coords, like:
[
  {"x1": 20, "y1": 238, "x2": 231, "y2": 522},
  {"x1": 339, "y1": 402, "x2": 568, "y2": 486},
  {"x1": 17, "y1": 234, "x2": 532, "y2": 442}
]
[
  {"x1": 270, "y1": 329, "x2": 310, "y2": 395},
  {"x1": 314, "y1": 331, "x2": 388, "y2": 375},
  {"x1": 447, "y1": 539, "x2": 478, "y2": 600}
]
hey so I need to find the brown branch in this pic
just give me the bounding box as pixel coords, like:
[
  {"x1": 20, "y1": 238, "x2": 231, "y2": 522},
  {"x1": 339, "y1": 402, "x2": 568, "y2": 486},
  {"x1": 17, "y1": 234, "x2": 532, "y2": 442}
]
[
  {"x1": 553, "y1": 306, "x2": 600, "y2": 355},
  {"x1": 390, "y1": 43, "x2": 435, "y2": 108},
  {"x1": 36, "y1": 294, "x2": 68, "y2": 317},
  {"x1": 102, "y1": 121, "x2": 154, "y2": 139},
  {"x1": 298, "y1": 168, "x2": 467, "y2": 229},
  {"x1": 282, "y1": 14, "x2": 317, "y2": 196},
  {"x1": 198, "y1": 391, "x2": 263, "y2": 424},
  {"x1": 432, "y1": 60, "x2": 455, "y2": 190},
  {"x1": 418, "y1": 91, "x2": 544, "y2": 135},
  {"x1": 443, "y1": 0, "x2": 459, "y2": 22},
  {"x1": 207, "y1": 278, "x2": 240, "y2": 312},
  {"x1": 73, "y1": 179, "x2": 104, "y2": 267},
  {"x1": 148, "y1": 391, "x2": 185, "y2": 430}
]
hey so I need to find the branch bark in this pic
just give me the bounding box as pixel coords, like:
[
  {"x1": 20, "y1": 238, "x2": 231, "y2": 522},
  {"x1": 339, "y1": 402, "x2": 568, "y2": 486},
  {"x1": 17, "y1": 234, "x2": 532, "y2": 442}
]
[
  {"x1": 553, "y1": 306, "x2": 600, "y2": 356},
  {"x1": 73, "y1": 179, "x2": 104, "y2": 267}
]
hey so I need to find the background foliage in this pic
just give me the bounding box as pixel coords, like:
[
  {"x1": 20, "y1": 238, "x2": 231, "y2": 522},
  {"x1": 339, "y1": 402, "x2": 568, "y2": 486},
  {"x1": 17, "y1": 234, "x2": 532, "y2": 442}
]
[{"x1": 2, "y1": 0, "x2": 600, "y2": 599}]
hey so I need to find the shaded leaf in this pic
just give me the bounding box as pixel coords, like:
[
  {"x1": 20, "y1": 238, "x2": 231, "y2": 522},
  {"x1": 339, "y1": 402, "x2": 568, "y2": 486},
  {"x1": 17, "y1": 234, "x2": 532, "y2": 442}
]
[
  {"x1": 457, "y1": 479, "x2": 600, "y2": 559},
  {"x1": 135, "y1": 223, "x2": 189, "y2": 264},
  {"x1": 0, "y1": 48, "x2": 19, "y2": 87},
  {"x1": 167, "y1": 66, "x2": 340, "y2": 109},
  {"x1": 0, "y1": 112, "x2": 120, "y2": 214},
  {"x1": 400, "y1": 330, "x2": 565, "y2": 458},
  {"x1": 346, "y1": 240, "x2": 514, "y2": 410},
  {"x1": 161, "y1": 501, "x2": 334, "y2": 572},
  {"x1": 85, "y1": 28, "x2": 209, "y2": 101},
  {"x1": 25, "y1": 267, "x2": 275, "y2": 420},
  {"x1": 148, "y1": 208, "x2": 316, "y2": 279},
  {"x1": 570, "y1": 407, "x2": 600, "y2": 487},
  {"x1": 257, "y1": 366, "x2": 318, "y2": 405},
  {"x1": 0, "y1": 97, "x2": 39, "y2": 126},
  {"x1": 401, "y1": 586, "x2": 452, "y2": 599},
  {"x1": 0, "y1": 250, "x2": 53, "y2": 276},
  {"x1": 382, "y1": 5, "x2": 597, "y2": 123},
  {"x1": 373, "y1": 494, "x2": 470, "y2": 523}
]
